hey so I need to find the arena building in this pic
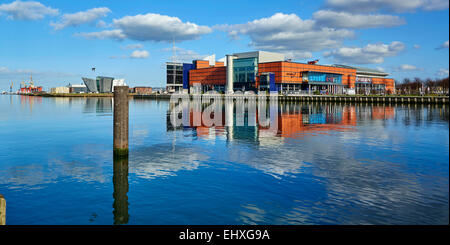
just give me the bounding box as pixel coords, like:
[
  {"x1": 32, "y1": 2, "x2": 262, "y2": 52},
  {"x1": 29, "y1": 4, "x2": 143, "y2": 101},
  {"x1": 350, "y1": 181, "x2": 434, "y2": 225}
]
[{"x1": 166, "y1": 51, "x2": 395, "y2": 95}]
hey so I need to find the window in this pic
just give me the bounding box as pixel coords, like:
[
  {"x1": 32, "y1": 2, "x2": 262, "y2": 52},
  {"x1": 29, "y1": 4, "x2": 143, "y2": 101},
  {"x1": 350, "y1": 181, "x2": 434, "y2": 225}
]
[{"x1": 233, "y1": 57, "x2": 257, "y2": 84}]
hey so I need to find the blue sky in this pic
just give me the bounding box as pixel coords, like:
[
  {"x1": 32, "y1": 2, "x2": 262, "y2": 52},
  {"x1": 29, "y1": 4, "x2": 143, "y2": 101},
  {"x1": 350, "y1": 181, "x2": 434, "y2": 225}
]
[{"x1": 0, "y1": 0, "x2": 448, "y2": 91}]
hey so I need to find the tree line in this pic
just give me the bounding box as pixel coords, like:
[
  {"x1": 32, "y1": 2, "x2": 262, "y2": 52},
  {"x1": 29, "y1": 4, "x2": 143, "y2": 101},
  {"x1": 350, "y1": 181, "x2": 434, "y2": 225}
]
[{"x1": 395, "y1": 77, "x2": 449, "y2": 95}]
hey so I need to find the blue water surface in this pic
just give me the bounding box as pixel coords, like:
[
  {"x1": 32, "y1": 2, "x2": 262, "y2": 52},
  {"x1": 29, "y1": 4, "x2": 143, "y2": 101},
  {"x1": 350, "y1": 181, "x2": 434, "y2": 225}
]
[{"x1": 0, "y1": 95, "x2": 448, "y2": 225}]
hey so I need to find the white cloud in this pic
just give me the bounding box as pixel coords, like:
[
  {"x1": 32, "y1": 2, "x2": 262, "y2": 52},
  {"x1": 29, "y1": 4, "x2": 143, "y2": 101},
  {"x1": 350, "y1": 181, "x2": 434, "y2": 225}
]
[
  {"x1": 222, "y1": 13, "x2": 354, "y2": 53},
  {"x1": 75, "y1": 29, "x2": 126, "y2": 40},
  {"x1": 436, "y1": 40, "x2": 449, "y2": 49},
  {"x1": 79, "y1": 13, "x2": 212, "y2": 42},
  {"x1": 436, "y1": 68, "x2": 449, "y2": 77},
  {"x1": 313, "y1": 10, "x2": 405, "y2": 28},
  {"x1": 283, "y1": 51, "x2": 313, "y2": 60},
  {"x1": 122, "y1": 43, "x2": 144, "y2": 50},
  {"x1": 163, "y1": 46, "x2": 209, "y2": 63},
  {"x1": 398, "y1": 64, "x2": 421, "y2": 71},
  {"x1": 50, "y1": 7, "x2": 111, "y2": 30},
  {"x1": 130, "y1": 50, "x2": 149, "y2": 59},
  {"x1": 0, "y1": 66, "x2": 33, "y2": 76},
  {"x1": 422, "y1": 0, "x2": 450, "y2": 10},
  {"x1": 413, "y1": 44, "x2": 421, "y2": 49},
  {"x1": 109, "y1": 55, "x2": 127, "y2": 59},
  {"x1": 325, "y1": 0, "x2": 448, "y2": 13},
  {"x1": 0, "y1": 0, "x2": 58, "y2": 20},
  {"x1": 323, "y1": 41, "x2": 405, "y2": 64},
  {"x1": 0, "y1": 67, "x2": 9, "y2": 73},
  {"x1": 96, "y1": 20, "x2": 108, "y2": 28}
]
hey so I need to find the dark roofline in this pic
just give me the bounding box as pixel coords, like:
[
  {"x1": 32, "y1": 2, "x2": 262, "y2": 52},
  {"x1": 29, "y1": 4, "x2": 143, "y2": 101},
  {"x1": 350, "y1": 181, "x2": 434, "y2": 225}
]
[{"x1": 258, "y1": 61, "x2": 357, "y2": 71}]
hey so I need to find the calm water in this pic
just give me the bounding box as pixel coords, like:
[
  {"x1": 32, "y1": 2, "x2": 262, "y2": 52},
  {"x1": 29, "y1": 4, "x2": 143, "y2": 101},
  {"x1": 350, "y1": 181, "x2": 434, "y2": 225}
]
[{"x1": 0, "y1": 95, "x2": 448, "y2": 225}]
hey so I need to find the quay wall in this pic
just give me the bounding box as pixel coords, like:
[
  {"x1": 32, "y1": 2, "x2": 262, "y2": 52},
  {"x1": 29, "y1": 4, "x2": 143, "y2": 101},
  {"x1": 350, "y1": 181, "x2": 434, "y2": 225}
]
[{"x1": 134, "y1": 94, "x2": 449, "y2": 104}]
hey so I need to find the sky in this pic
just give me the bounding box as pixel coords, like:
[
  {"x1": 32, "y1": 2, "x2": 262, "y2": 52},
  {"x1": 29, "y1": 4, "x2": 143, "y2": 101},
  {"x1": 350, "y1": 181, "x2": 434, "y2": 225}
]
[{"x1": 0, "y1": 0, "x2": 449, "y2": 91}]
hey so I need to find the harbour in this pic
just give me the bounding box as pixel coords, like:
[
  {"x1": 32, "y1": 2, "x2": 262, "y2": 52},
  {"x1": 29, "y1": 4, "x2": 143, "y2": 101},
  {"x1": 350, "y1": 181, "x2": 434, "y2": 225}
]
[{"x1": 0, "y1": 95, "x2": 448, "y2": 225}]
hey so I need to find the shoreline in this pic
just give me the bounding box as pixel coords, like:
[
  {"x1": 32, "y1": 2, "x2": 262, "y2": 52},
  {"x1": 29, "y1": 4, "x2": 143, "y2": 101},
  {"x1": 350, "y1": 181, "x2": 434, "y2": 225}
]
[
  {"x1": 28, "y1": 93, "x2": 135, "y2": 97},
  {"x1": 133, "y1": 93, "x2": 449, "y2": 104},
  {"x1": 7, "y1": 93, "x2": 449, "y2": 104}
]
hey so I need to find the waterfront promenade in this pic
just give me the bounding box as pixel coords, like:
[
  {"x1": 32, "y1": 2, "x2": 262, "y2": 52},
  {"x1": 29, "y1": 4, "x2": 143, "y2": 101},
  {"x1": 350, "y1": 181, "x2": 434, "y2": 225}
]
[
  {"x1": 133, "y1": 94, "x2": 449, "y2": 104},
  {"x1": 8, "y1": 92, "x2": 449, "y2": 104}
]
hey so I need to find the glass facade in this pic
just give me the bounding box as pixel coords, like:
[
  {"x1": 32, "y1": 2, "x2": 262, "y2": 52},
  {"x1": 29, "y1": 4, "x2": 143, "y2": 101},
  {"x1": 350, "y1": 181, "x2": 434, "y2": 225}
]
[
  {"x1": 307, "y1": 72, "x2": 342, "y2": 84},
  {"x1": 82, "y1": 77, "x2": 113, "y2": 93},
  {"x1": 166, "y1": 63, "x2": 183, "y2": 85},
  {"x1": 96, "y1": 76, "x2": 114, "y2": 93},
  {"x1": 233, "y1": 58, "x2": 258, "y2": 90}
]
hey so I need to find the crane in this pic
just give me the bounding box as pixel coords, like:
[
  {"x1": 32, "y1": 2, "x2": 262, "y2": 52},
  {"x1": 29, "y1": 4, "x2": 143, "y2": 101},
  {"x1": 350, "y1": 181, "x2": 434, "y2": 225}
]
[{"x1": 30, "y1": 75, "x2": 34, "y2": 88}]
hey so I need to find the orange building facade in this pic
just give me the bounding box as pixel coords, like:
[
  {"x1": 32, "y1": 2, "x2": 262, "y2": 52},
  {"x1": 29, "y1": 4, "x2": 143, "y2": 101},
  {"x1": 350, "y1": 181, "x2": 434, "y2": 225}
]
[{"x1": 177, "y1": 51, "x2": 395, "y2": 95}]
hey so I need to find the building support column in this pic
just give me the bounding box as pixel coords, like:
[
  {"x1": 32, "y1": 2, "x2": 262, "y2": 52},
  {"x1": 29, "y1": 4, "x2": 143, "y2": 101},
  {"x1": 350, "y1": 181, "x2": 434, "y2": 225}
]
[{"x1": 226, "y1": 55, "x2": 235, "y2": 94}]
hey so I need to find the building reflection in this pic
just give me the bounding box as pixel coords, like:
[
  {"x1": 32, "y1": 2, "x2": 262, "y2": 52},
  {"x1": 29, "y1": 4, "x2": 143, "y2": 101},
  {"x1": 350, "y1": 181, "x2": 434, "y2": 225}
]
[
  {"x1": 167, "y1": 100, "x2": 396, "y2": 141},
  {"x1": 113, "y1": 156, "x2": 129, "y2": 225},
  {"x1": 19, "y1": 95, "x2": 42, "y2": 113},
  {"x1": 83, "y1": 97, "x2": 113, "y2": 115}
]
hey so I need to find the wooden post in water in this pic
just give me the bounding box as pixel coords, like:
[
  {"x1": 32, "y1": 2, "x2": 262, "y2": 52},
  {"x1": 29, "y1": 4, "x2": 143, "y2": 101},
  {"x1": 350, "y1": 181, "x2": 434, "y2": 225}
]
[
  {"x1": 0, "y1": 194, "x2": 5, "y2": 225},
  {"x1": 113, "y1": 156, "x2": 129, "y2": 225},
  {"x1": 113, "y1": 86, "x2": 129, "y2": 157}
]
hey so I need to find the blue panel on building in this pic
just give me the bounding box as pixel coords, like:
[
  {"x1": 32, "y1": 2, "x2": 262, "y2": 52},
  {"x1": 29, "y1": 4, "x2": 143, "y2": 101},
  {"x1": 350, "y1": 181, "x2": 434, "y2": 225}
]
[
  {"x1": 182, "y1": 63, "x2": 195, "y2": 89},
  {"x1": 269, "y1": 73, "x2": 277, "y2": 92}
]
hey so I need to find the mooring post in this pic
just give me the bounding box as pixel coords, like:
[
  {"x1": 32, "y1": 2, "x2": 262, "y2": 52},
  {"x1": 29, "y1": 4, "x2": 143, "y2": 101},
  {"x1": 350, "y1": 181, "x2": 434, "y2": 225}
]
[
  {"x1": 114, "y1": 86, "x2": 129, "y2": 157},
  {"x1": 0, "y1": 194, "x2": 5, "y2": 225},
  {"x1": 113, "y1": 156, "x2": 129, "y2": 225}
]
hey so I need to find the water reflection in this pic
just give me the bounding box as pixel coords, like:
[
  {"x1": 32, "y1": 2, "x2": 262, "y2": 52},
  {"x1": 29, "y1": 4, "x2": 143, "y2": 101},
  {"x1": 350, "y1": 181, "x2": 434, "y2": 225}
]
[
  {"x1": 19, "y1": 95, "x2": 42, "y2": 113},
  {"x1": 84, "y1": 97, "x2": 112, "y2": 115},
  {"x1": 0, "y1": 96, "x2": 448, "y2": 225},
  {"x1": 113, "y1": 156, "x2": 129, "y2": 225},
  {"x1": 128, "y1": 143, "x2": 209, "y2": 179},
  {"x1": 166, "y1": 100, "x2": 399, "y2": 141}
]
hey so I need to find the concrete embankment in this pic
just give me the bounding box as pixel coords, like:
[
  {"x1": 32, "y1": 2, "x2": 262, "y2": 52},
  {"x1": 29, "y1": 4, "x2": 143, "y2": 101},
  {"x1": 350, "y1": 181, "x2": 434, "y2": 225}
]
[
  {"x1": 27, "y1": 93, "x2": 135, "y2": 97},
  {"x1": 134, "y1": 94, "x2": 449, "y2": 104},
  {"x1": 0, "y1": 194, "x2": 5, "y2": 225}
]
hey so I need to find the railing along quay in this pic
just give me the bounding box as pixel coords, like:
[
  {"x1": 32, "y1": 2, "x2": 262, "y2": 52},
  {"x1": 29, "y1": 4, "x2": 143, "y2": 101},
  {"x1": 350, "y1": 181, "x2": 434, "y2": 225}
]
[{"x1": 134, "y1": 94, "x2": 448, "y2": 104}]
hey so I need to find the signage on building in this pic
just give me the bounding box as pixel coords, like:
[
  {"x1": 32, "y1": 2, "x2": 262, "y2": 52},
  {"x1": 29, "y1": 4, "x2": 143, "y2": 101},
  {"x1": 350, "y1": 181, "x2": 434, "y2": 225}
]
[
  {"x1": 356, "y1": 77, "x2": 372, "y2": 83},
  {"x1": 326, "y1": 76, "x2": 336, "y2": 83}
]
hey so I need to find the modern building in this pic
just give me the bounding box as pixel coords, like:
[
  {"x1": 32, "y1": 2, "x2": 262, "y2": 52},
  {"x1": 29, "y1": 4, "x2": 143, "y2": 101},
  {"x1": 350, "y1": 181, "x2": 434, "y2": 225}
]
[
  {"x1": 171, "y1": 51, "x2": 395, "y2": 95},
  {"x1": 166, "y1": 62, "x2": 183, "y2": 93},
  {"x1": 67, "y1": 84, "x2": 87, "y2": 93},
  {"x1": 134, "y1": 87, "x2": 153, "y2": 94},
  {"x1": 82, "y1": 76, "x2": 115, "y2": 93}
]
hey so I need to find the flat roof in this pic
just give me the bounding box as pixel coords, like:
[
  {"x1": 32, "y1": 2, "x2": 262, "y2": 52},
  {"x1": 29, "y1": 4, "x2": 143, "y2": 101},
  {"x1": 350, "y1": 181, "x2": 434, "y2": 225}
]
[{"x1": 331, "y1": 64, "x2": 388, "y2": 76}]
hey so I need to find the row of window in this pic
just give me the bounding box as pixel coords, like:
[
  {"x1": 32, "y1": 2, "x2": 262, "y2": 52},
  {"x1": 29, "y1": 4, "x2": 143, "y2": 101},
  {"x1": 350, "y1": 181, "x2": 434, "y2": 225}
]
[
  {"x1": 167, "y1": 75, "x2": 183, "y2": 84},
  {"x1": 167, "y1": 65, "x2": 183, "y2": 71}
]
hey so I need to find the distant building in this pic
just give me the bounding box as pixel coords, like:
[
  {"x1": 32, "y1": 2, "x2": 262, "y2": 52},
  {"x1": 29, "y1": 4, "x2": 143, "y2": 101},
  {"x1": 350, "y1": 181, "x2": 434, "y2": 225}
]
[
  {"x1": 82, "y1": 76, "x2": 114, "y2": 93},
  {"x1": 50, "y1": 87, "x2": 70, "y2": 93},
  {"x1": 112, "y1": 79, "x2": 127, "y2": 92},
  {"x1": 152, "y1": 87, "x2": 166, "y2": 94},
  {"x1": 134, "y1": 87, "x2": 152, "y2": 95},
  {"x1": 67, "y1": 84, "x2": 87, "y2": 93}
]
